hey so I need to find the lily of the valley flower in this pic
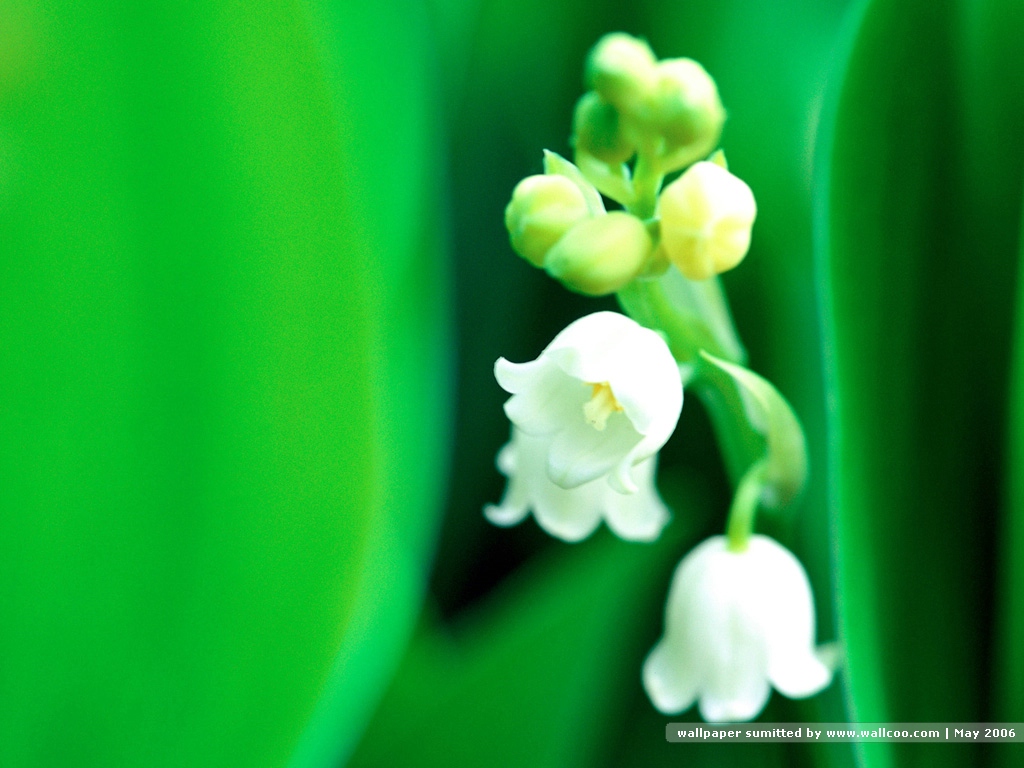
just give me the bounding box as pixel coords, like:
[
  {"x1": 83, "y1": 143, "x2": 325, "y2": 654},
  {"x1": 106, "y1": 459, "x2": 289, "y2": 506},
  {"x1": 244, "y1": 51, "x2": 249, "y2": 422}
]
[
  {"x1": 485, "y1": 428, "x2": 670, "y2": 542},
  {"x1": 494, "y1": 311, "x2": 683, "y2": 496},
  {"x1": 643, "y1": 534, "x2": 833, "y2": 722}
]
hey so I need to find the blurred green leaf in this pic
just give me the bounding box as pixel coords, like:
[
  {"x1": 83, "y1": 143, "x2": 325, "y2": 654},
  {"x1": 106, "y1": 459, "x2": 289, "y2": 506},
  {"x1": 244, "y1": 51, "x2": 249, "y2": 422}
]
[
  {"x1": 349, "y1": 483, "x2": 708, "y2": 768},
  {"x1": 0, "y1": 2, "x2": 448, "y2": 766},
  {"x1": 818, "y1": 0, "x2": 1024, "y2": 766},
  {"x1": 999, "y1": 195, "x2": 1024, "y2": 767}
]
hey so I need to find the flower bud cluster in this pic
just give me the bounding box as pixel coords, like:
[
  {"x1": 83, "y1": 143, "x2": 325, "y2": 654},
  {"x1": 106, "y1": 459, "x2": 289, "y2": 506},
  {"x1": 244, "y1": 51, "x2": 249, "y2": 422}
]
[
  {"x1": 577, "y1": 33, "x2": 725, "y2": 175},
  {"x1": 504, "y1": 152, "x2": 655, "y2": 295},
  {"x1": 506, "y1": 152, "x2": 757, "y2": 288},
  {"x1": 506, "y1": 35, "x2": 758, "y2": 294}
]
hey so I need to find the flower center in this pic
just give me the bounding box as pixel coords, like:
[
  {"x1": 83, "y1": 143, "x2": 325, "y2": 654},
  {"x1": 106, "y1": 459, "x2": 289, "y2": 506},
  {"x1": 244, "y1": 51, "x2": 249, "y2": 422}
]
[{"x1": 583, "y1": 381, "x2": 624, "y2": 431}]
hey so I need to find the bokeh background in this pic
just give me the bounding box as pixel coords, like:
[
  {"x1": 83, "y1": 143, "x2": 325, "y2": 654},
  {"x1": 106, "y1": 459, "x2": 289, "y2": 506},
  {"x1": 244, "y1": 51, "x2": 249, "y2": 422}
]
[{"x1": 1, "y1": 1, "x2": 1023, "y2": 767}]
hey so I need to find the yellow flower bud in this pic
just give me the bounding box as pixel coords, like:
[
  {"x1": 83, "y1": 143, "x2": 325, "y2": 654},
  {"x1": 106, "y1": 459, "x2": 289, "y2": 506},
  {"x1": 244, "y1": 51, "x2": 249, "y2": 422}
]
[
  {"x1": 585, "y1": 33, "x2": 656, "y2": 112},
  {"x1": 642, "y1": 59, "x2": 725, "y2": 171},
  {"x1": 505, "y1": 174, "x2": 592, "y2": 268},
  {"x1": 658, "y1": 161, "x2": 756, "y2": 281},
  {"x1": 571, "y1": 91, "x2": 635, "y2": 165},
  {"x1": 545, "y1": 212, "x2": 652, "y2": 296}
]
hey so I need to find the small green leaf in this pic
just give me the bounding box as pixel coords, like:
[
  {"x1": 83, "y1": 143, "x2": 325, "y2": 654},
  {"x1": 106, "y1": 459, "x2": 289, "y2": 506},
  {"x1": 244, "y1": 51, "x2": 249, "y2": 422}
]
[
  {"x1": 699, "y1": 352, "x2": 808, "y2": 510},
  {"x1": 543, "y1": 149, "x2": 606, "y2": 215},
  {"x1": 575, "y1": 151, "x2": 636, "y2": 207}
]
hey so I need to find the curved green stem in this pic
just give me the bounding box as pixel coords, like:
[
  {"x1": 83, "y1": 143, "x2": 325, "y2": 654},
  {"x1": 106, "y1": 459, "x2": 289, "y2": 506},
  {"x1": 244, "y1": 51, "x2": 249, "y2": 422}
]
[
  {"x1": 612, "y1": 148, "x2": 804, "y2": 548},
  {"x1": 726, "y1": 460, "x2": 767, "y2": 552},
  {"x1": 690, "y1": 373, "x2": 765, "y2": 486}
]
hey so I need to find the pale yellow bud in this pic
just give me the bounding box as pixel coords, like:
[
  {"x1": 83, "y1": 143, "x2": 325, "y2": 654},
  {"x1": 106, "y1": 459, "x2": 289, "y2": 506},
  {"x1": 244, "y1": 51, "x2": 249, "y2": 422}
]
[
  {"x1": 658, "y1": 161, "x2": 756, "y2": 281},
  {"x1": 545, "y1": 212, "x2": 652, "y2": 296},
  {"x1": 505, "y1": 175, "x2": 592, "y2": 268},
  {"x1": 571, "y1": 91, "x2": 635, "y2": 165},
  {"x1": 586, "y1": 33, "x2": 657, "y2": 111}
]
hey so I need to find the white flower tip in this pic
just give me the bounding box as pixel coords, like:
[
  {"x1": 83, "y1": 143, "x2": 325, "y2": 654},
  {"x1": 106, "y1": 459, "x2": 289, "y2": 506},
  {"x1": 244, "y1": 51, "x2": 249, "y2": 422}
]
[
  {"x1": 768, "y1": 642, "x2": 839, "y2": 700},
  {"x1": 493, "y1": 356, "x2": 522, "y2": 393},
  {"x1": 643, "y1": 643, "x2": 697, "y2": 715},
  {"x1": 494, "y1": 442, "x2": 516, "y2": 475},
  {"x1": 816, "y1": 641, "x2": 843, "y2": 672},
  {"x1": 535, "y1": 514, "x2": 601, "y2": 542},
  {"x1": 483, "y1": 503, "x2": 527, "y2": 528},
  {"x1": 698, "y1": 683, "x2": 771, "y2": 723},
  {"x1": 604, "y1": 482, "x2": 669, "y2": 541},
  {"x1": 769, "y1": 650, "x2": 834, "y2": 700},
  {"x1": 606, "y1": 511, "x2": 667, "y2": 542}
]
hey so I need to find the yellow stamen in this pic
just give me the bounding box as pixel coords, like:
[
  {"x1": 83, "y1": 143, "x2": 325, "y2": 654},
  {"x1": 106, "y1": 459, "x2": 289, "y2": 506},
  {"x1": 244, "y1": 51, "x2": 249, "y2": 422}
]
[{"x1": 583, "y1": 381, "x2": 624, "y2": 431}]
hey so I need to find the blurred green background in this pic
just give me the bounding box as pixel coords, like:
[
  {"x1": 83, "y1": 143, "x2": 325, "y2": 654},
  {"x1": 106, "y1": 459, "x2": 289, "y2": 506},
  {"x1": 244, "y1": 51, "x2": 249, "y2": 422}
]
[{"x1": 1, "y1": 0, "x2": 1022, "y2": 767}]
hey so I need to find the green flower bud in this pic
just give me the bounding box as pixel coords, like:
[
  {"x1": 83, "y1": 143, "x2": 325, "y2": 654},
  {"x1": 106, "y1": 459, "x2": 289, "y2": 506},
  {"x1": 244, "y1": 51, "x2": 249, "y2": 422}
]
[
  {"x1": 585, "y1": 33, "x2": 656, "y2": 112},
  {"x1": 571, "y1": 91, "x2": 636, "y2": 165},
  {"x1": 505, "y1": 174, "x2": 592, "y2": 268},
  {"x1": 640, "y1": 59, "x2": 725, "y2": 171},
  {"x1": 658, "y1": 161, "x2": 756, "y2": 281},
  {"x1": 545, "y1": 212, "x2": 653, "y2": 296}
]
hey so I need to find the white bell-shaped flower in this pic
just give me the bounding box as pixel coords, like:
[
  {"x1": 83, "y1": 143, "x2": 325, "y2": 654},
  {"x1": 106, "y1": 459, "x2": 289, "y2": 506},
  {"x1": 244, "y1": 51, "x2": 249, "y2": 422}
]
[
  {"x1": 494, "y1": 311, "x2": 683, "y2": 495},
  {"x1": 643, "y1": 535, "x2": 833, "y2": 722},
  {"x1": 485, "y1": 428, "x2": 670, "y2": 542}
]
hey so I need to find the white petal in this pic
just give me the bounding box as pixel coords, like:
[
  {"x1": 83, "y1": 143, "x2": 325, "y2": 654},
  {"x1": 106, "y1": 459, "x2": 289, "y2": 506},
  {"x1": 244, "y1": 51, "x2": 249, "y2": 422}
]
[
  {"x1": 608, "y1": 433, "x2": 666, "y2": 493},
  {"x1": 541, "y1": 310, "x2": 643, "y2": 371},
  {"x1": 699, "y1": 613, "x2": 770, "y2": 722},
  {"x1": 768, "y1": 649, "x2": 833, "y2": 699},
  {"x1": 507, "y1": 432, "x2": 601, "y2": 540},
  {"x1": 742, "y1": 536, "x2": 827, "y2": 691},
  {"x1": 546, "y1": 410, "x2": 643, "y2": 489},
  {"x1": 602, "y1": 456, "x2": 670, "y2": 541},
  {"x1": 485, "y1": 430, "x2": 604, "y2": 541},
  {"x1": 545, "y1": 312, "x2": 682, "y2": 442},
  {"x1": 643, "y1": 641, "x2": 699, "y2": 715},
  {"x1": 483, "y1": 440, "x2": 529, "y2": 527},
  {"x1": 494, "y1": 355, "x2": 547, "y2": 394},
  {"x1": 699, "y1": 677, "x2": 771, "y2": 723},
  {"x1": 496, "y1": 358, "x2": 583, "y2": 436},
  {"x1": 603, "y1": 339, "x2": 682, "y2": 439},
  {"x1": 495, "y1": 441, "x2": 517, "y2": 475},
  {"x1": 483, "y1": 502, "x2": 529, "y2": 527},
  {"x1": 531, "y1": 492, "x2": 602, "y2": 541}
]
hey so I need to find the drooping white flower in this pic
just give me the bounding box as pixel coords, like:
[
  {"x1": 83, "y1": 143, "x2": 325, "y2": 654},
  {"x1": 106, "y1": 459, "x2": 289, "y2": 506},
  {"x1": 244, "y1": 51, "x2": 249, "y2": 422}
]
[
  {"x1": 643, "y1": 535, "x2": 833, "y2": 722},
  {"x1": 494, "y1": 311, "x2": 683, "y2": 495},
  {"x1": 485, "y1": 428, "x2": 670, "y2": 542}
]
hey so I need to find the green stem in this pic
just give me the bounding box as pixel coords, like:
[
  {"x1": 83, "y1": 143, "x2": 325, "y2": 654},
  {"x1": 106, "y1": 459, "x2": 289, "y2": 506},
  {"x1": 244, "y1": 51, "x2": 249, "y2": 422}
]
[
  {"x1": 616, "y1": 270, "x2": 746, "y2": 365},
  {"x1": 628, "y1": 152, "x2": 663, "y2": 219},
  {"x1": 726, "y1": 460, "x2": 767, "y2": 552},
  {"x1": 614, "y1": 150, "x2": 776, "y2": 548},
  {"x1": 690, "y1": 372, "x2": 764, "y2": 486}
]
